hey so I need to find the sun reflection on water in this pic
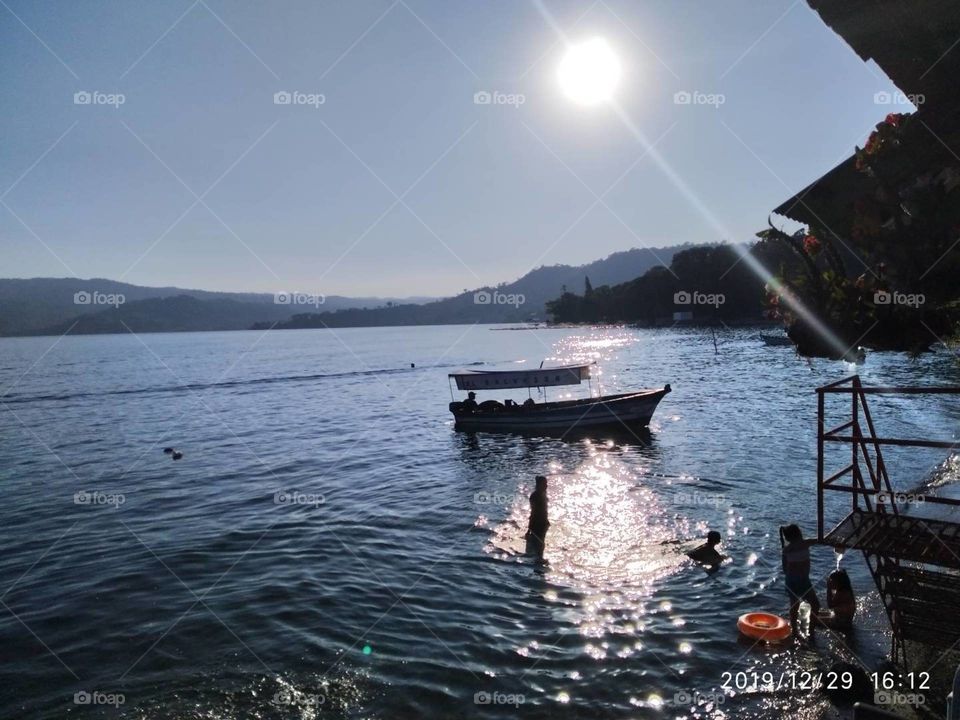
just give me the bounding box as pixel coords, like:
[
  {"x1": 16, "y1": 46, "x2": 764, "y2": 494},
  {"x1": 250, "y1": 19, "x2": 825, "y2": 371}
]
[
  {"x1": 484, "y1": 446, "x2": 691, "y2": 659},
  {"x1": 543, "y1": 330, "x2": 643, "y2": 398},
  {"x1": 467, "y1": 327, "x2": 909, "y2": 716}
]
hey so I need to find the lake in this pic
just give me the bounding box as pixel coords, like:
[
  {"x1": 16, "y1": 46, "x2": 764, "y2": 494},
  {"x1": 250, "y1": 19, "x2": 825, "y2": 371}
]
[{"x1": 1, "y1": 324, "x2": 958, "y2": 719}]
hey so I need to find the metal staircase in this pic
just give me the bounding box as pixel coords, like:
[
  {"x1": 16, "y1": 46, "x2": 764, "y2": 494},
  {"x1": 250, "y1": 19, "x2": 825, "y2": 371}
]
[{"x1": 816, "y1": 376, "x2": 960, "y2": 665}]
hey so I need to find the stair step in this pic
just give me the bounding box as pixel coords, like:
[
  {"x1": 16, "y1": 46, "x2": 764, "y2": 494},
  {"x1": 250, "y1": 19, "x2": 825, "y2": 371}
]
[{"x1": 825, "y1": 510, "x2": 960, "y2": 569}]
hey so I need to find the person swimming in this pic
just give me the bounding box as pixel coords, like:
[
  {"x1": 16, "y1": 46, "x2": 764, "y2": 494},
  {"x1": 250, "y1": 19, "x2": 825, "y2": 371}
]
[
  {"x1": 781, "y1": 523, "x2": 823, "y2": 628},
  {"x1": 525, "y1": 475, "x2": 549, "y2": 560},
  {"x1": 686, "y1": 530, "x2": 723, "y2": 567}
]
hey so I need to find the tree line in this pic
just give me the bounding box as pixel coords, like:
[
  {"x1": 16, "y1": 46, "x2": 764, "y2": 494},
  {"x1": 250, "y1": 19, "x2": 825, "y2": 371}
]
[{"x1": 545, "y1": 242, "x2": 792, "y2": 325}]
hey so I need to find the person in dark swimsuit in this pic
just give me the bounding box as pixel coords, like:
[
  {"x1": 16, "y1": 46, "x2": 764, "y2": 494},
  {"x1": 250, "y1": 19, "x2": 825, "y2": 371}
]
[
  {"x1": 781, "y1": 524, "x2": 822, "y2": 628},
  {"x1": 687, "y1": 530, "x2": 723, "y2": 567},
  {"x1": 525, "y1": 475, "x2": 550, "y2": 560}
]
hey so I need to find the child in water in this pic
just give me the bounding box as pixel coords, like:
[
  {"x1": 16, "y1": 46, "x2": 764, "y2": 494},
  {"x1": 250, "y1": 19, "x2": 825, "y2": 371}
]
[
  {"x1": 826, "y1": 569, "x2": 856, "y2": 629},
  {"x1": 686, "y1": 530, "x2": 723, "y2": 567},
  {"x1": 780, "y1": 524, "x2": 822, "y2": 628}
]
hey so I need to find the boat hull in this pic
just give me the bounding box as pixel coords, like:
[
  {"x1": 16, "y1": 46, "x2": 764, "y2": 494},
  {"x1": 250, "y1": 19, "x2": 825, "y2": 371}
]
[{"x1": 449, "y1": 386, "x2": 670, "y2": 434}]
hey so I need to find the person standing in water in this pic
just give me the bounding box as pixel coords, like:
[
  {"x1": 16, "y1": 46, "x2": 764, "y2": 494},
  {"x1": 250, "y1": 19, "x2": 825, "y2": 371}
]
[
  {"x1": 780, "y1": 524, "x2": 823, "y2": 629},
  {"x1": 525, "y1": 475, "x2": 550, "y2": 560}
]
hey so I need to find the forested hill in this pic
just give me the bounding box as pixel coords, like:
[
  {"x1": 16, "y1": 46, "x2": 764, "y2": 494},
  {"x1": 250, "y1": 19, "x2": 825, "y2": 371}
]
[
  {"x1": 255, "y1": 245, "x2": 691, "y2": 330},
  {"x1": 0, "y1": 278, "x2": 433, "y2": 336},
  {"x1": 545, "y1": 243, "x2": 794, "y2": 325},
  {"x1": 3, "y1": 244, "x2": 691, "y2": 335}
]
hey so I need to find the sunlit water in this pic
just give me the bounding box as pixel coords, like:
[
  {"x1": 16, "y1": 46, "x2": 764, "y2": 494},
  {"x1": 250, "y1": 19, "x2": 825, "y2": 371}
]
[{"x1": 1, "y1": 325, "x2": 958, "y2": 719}]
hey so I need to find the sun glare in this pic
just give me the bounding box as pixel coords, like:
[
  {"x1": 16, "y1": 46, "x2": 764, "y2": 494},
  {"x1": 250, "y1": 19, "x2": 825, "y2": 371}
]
[{"x1": 558, "y1": 38, "x2": 621, "y2": 106}]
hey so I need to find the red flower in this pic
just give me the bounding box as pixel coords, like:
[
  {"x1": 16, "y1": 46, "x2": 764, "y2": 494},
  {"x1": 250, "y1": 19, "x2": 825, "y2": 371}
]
[
  {"x1": 885, "y1": 112, "x2": 902, "y2": 127},
  {"x1": 803, "y1": 234, "x2": 821, "y2": 255}
]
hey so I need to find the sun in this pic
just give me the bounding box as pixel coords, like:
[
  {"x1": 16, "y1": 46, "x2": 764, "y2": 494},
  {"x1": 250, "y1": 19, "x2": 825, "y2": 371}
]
[{"x1": 557, "y1": 38, "x2": 621, "y2": 106}]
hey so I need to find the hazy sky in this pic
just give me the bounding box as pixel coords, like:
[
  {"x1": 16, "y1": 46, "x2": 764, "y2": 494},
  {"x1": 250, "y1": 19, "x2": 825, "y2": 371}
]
[{"x1": 1, "y1": 0, "x2": 914, "y2": 297}]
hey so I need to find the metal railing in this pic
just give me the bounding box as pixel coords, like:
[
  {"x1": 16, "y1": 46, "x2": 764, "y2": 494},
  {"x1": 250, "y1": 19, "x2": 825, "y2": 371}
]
[
  {"x1": 816, "y1": 375, "x2": 960, "y2": 539},
  {"x1": 816, "y1": 376, "x2": 960, "y2": 667}
]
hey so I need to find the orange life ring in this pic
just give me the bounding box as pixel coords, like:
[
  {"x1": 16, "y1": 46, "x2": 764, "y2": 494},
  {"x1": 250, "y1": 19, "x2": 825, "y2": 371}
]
[{"x1": 737, "y1": 612, "x2": 791, "y2": 642}]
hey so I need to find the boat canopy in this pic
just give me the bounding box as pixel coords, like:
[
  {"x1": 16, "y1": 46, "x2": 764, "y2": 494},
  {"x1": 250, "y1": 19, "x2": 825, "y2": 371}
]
[{"x1": 449, "y1": 363, "x2": 593, "y2": 391}]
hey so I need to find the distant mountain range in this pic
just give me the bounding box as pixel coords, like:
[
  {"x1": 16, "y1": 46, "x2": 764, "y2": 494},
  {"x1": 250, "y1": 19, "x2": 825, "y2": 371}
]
[
  {"x1": 0, "y1": 278, "x2": 435, "y2": 336},
  {"x1": 0, "y1": 244, "x2": 691, "y2": 336},
  {"x1": 259, "y1": 244, "x2": 692, "y2": 330}
]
